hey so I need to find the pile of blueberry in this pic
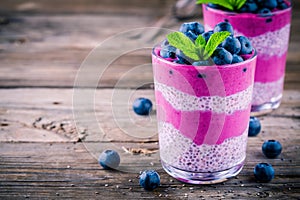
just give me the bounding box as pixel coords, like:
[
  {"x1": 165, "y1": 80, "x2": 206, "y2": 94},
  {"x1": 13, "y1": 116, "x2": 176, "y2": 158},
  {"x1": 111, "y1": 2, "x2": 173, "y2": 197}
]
[
  {"x1": 208, "y1": 0, "x2": 291, "y2": 14},
  {"x1": 213, "y1": 24, "x2": 252, "y2": 65},
  {"x1": 160, "y1": 21, "x2": 253, "y2": 66}
]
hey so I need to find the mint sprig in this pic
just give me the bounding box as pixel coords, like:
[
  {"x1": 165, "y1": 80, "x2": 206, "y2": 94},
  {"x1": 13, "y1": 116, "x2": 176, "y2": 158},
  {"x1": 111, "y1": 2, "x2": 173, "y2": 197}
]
[
  {"x1": 196, "y1": 0, "x2": 247, "y2": 11},
  {"x1": 167, "y1": 32, "x2": 200, "y2": 60},
  {"x1": 167, "y1": 31, "x2": 230, "y2": 61},
  {"x1": 203, "y1": 31, "x2": 230, "y2": 59}
]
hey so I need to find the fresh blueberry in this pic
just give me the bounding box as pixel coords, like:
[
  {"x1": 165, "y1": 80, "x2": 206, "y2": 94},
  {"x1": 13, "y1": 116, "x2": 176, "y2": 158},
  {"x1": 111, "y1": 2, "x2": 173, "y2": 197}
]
[
  {"x1": 239, "y1": 1, "x2": 258, "y2": 13},
  {"x1": 222, "y1": 36, "x2": 241, "y2": 54},
  {"x1": 185, "y1": 30, "x2": 198, "y2": 41},
  {"x1": 160, "y1": 39, "x2": 169, "y2": 47},
  {"x1": 212, "y1": 47, "x2": 233, "y2": 65},
  {"x1": 262, "y1": 140, "x2": 282, "y2": 158},
  {"x1": 160, "y1": 45, "x2": 176, "y2": 59},
  {"x1": 207, "y1": 3, "x2": 221, "y2": 9},
  {"x1": 237, "y1": 36, "x2": 253, "y2": 55},
  {"x1": 174, "y1": 59, "x2": 187, "y2": 64},
  {"x1": 260, "y1": 0, "x2": 278, "y2": 10},
  {"x1": 202, "y1": 30, "x2": 214, "y2": 42},
  {"x1": 98, "y1": 150, "x2": 120, "y2": 170},
  {"x1": 258, "y1": 8, "x2": 272, "y2": 16},
  {"x1": 192, "y1": 60, "x2": 212, "y2": 66},
  {"x1": 248, "y1": 116, "x2": 261, "y2": 137},
  {"x1": 232, "y1": 54, "x2": 244, "y2": 64},
  {"x1": 277, "y1": 1, "x2": 289, "y2": 9},
  {"x1": 179, "y1": 22, "x2": 204, "y2": 36},
  {"x1": 176, "y1": 49, "x2": 193, "y2": 65},
  {"x1": 133, "y1": 97, "x2": 152, "y2": 115},
  {"x1": 214, "y1": 21, "x2": 234, "y2": 36},
  {"x1": 139, "y1": 170, "x2": 160, "y2": 191},
  {"x1": 254, "y1": 163, "x2": 275, "y2": 182}
]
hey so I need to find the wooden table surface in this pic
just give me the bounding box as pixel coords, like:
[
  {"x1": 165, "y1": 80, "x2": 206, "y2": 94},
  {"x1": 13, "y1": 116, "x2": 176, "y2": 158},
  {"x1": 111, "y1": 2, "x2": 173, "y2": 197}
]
[{"x1": 0, "y1": 0, "x2": 299, "y2": 199}]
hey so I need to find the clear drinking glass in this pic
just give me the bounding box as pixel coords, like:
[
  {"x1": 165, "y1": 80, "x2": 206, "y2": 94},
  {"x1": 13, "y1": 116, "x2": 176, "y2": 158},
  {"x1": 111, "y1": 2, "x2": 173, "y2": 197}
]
[
  {"x1": 152, "y1": 45, "x2": 257, "y2": 184},
  {"x1": 202, "y1": 4, "x2": 292, "y2": 114}
]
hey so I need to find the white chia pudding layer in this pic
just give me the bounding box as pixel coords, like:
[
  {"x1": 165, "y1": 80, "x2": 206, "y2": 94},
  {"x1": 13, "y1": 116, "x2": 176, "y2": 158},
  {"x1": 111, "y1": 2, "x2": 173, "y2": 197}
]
[
  {"x1": 252, "y1": 76, "x2": 284, "y2": 105},
  {"x1": 205, "y1": 24, "x2": 290, "y2": 57},
  {"x1": 248, "y1": 24, "x2": 290, "y2": 58},
  {"x1": 155, "y1": 81, "x2": 253, "y2": 114},
  {"x1": 159, "y1": 122, "x2": 248, "y2": 173}
]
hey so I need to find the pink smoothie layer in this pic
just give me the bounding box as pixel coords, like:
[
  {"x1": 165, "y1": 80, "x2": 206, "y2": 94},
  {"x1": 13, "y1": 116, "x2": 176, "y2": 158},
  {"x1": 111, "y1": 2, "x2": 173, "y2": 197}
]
[
  {"x1": 202, "y1": 5, "x2": 291, "y2": 83},
  {"x1": 203, "y1": 6, "x2": 291, "y2": 37},
  {"x1": 153, "y1": 49, "x2": 255, "y2": 97},
  {"x1": 255, "y1": 54, "x2": 287, "y2": 82},
  {"x1": 155, "y1": 90, "x2": 251, "y2": 145},
  {"x1": 152, "y1": 47, "x2": 256, "y2": 145}
]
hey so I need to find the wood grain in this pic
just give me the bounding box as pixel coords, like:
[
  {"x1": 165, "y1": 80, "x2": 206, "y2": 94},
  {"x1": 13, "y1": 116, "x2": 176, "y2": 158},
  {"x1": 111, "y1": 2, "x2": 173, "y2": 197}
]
[
  {"x1": 0, "y1": 141, "x2": 299, "y2": 200},
  {"x1": 0, "y1": 0, "x2": 299, "y2": 199},
  {"x1": 0, "y1": 13, "x2": 299, "y2": 89}
]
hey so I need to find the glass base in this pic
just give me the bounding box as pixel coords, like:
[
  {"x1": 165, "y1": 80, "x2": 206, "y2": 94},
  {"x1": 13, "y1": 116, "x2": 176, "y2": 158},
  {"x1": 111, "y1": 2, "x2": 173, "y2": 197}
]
[
  {"x1": 251, "y1": 94, "x2": 282, "y2": 116},
  {"x1": 161, "y1": 160, "x2": 244, "y2": 185}
]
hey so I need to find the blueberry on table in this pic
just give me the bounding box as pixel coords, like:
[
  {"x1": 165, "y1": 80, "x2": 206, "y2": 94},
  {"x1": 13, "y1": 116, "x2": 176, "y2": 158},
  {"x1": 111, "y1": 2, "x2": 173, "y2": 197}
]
[
  {"x1": 98, "y1": 150, "x2": 120, "y2": 170},
  {"x1": 237, "y1": 36, "x2": 253, "y2": 55},
  {"x1": 139, "y1": 170, "x2": 160, "y2": 191},
  {"x1": 179, "y1": 22, "x2": 204, "y2": 36},
  {"x1": 248, "y1": 116, "x2": 261, "y2": 137},
  {"x1": 262, "y1": 140, "x2": 282, "y2": 158},
  {"x1": 222, "y1": 36, "x2": 241, "y2": 54},
  {"x1": 213, "y1": 22, "x2": 234, "y2": 36},
  {"x1": 133, "y1": 97, "x2": 153, "y2": 115},
  {"x1": 212, "y1": 47, "x2": 233, "y2": 65},
  {"x1": 254, "y1": 163, "x2": 275, "y2": 182}
]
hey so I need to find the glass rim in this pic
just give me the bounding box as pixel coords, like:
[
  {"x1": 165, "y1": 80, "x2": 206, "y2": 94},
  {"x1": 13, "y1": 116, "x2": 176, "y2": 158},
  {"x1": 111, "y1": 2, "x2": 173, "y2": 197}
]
[
  {"x1": 202, "y1": 3, "x2": 292, "y2": 16},
  {"x1": 152, "y1": 44, "x2": 257, "y2": 70}
]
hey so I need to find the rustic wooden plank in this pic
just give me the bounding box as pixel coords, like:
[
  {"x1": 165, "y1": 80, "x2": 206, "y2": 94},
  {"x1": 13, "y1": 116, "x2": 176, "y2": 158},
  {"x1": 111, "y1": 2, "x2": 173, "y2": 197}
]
[
  {"x1": 0, "y1": 13, "x2": 299, "y2": 88},
  {"x1": 0, "y1": 1, "x2": 299, "y2": 199},
  {"x1": 0, "y1": 48, "x2": 298, "y2": 89},
  {"x1": 0, "y1": 88, "x2": 299, "y2": 143},
  {"x1": 0, "y1": 88, "x2": 159, "y2": 143},
  {"x1": 0, "y1": 0, "x2": 175, "y2": 15},
  {"x1": 0, "y1": 12, "x2": 177, "y2": 88},
  {"x1": 0, "y1": 141, "x2": 299, "y2": 199}
]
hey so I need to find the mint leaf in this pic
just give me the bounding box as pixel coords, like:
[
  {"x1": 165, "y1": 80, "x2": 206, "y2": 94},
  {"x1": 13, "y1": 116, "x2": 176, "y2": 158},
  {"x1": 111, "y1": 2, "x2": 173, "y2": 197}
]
[
  {"x1": 203, "y1": 31, "x2": 231, "y2": 60},
  {"x1": 167, "y1": 32, "x2": 200, "y2": 60},
  {"x1": 196, "y1": 0, "x2": 247, "y2": 11},
  {"x1": 228, "y1": 0, "x2": 234, "y2": 5},
  {"x1": 195, "y1": 35, "x2": 206, "y2": 49},
  {"x1": 196, "y1": 0, "x2": 234, "y2": 10},
  {"x1": 166, "y1": 31, "x2": 230, "y2": 62},
  {"x1": 235, "y1": 0, "x2": 247, "y2": 10},
  {"x1": 195, "y1": 35, "x2": 206, "y2": 59}
]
